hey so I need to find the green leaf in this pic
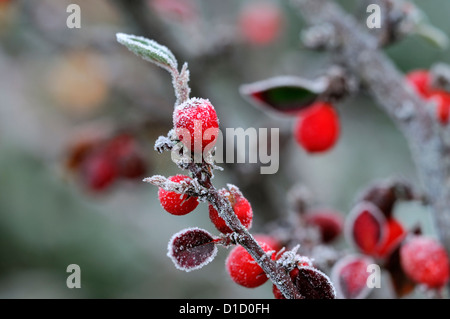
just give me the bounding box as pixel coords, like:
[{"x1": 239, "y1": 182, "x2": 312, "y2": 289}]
[
  {"x1": 239, "y1": 76, "x2": 326, "y2": 116},
  {"x1": 116, "y1": 33, "x2": 178, "y2": 72},
  {"x1": 414, "y1": 23, "x2": 449, "y2": 50}
]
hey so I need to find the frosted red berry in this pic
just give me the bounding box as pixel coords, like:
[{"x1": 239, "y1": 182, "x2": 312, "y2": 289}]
[
  {"x1": 331, "y1": 255, "x2": 373, "y2": 299},
  {"x1": 238, "y1": 2, "x2": 283, "y2": 46},
  {"x1": 400, "y1": 235, "x2": 450, "y2": 288},
  {"x1": 158, "y1": 175, "x2": 199, "y2": 215},
  {"x1": 294, "y1": 102, "x2": 340, "y2": 153},
  {"x1": 208, "y1": 189, "x2": 253, "y2": 234},
  {"x1": 226, "y1": 241, "x2": 274, "y2": 288},
  {"x1": 304, "y1": 209, "x2": 344, "y2": 243},
  {"x1": 173, "y1": 98, "x2": 219, "y2": 154}
]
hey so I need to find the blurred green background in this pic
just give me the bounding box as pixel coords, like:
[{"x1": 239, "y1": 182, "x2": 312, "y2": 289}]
[{"x1": 0, "y1": 0, "x2": 449, "y2": 298}]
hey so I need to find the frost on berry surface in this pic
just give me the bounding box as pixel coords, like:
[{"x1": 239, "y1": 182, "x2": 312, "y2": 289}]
[
  {"x1": 331, "y1": 254, "x2": 373, "y2": 299},
  {"x1": 157, "y1": 175, "x2": 199, "y2": 215},
  {"x1": 225, "y1": 241, "x2": 274, "y2": 288},
  {"x1": 173, "y1": 97, "x2": 219, "y2": 153},
  {"x1": 208, "y1": 188, "x2": 253, "y2": 234},
  {"x1": 400, "y1": 235, "x2": 450, "y2": 288},
  {"x1": 167, "y1": 227, "x2": 218, "y2": 272}
]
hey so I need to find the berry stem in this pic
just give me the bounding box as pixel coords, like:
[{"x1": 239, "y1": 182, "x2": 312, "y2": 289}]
[
  {"x1": 188, "y1": 162, "x2": 303, "y2": 299},
  {"x1": 172, "y1": 62, "x2": 191, "y2": 106}
]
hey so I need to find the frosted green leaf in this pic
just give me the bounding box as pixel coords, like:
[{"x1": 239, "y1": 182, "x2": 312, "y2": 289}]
[
  {"x1": 116, "y1": 33, "x2": 178, "y2": 72},
  {"x1": 414, "y1": 23, "x2": 449, "y2": 50}
]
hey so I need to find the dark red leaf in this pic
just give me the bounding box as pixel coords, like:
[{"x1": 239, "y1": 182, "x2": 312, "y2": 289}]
[
  {"x1": 384, "y1": 245, "x2": 416, "y2": 297},
  {"x1": 294, "y1": 266, "x2": 336, "y2": 299},
  {"x1": 346, "y1": 201, "x2": 386, "y2": 256},
  {"x1": 167, "y1": 228, "x2": 217, "y2": 272}
]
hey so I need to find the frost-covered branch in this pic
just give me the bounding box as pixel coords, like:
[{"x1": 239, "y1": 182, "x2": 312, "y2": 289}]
[
  {"x1": 291, "y1": 0, "x2": 450, "y2": 263},
  {"x1": 181, "y1": 157, "x2": 304, "y2": 299}
]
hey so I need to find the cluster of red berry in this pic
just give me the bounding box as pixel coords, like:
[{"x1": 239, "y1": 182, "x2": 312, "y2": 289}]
[
  {"x1": 333, "y1": 181, "x2": 450, "y2": 298},
  {"x1": 406, "y1": 69, "x2": 450, "y2": 125},
  {"x1": 65, "y1": 132, "x2": 147, "y2": 192},
  {"x1": 159, "y1": 97, "x2": 336, "y2": 298},
  {"x1": 226, "y1": 234, "x2": 335, "y2": 299},
  {"x1": 159, "y1": 98, "x2": 220, "y2": 216}
]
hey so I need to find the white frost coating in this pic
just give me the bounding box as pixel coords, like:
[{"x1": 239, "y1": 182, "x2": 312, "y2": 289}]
[
  {"x1": 277, "y1": 246, "x2": 314, "y2": 271},
  {"x1": 167, "y1": 227, "x2": 218, "y2": 272},
  {"x1": 226, "y1": 183, "x2": 243, "y2": 197},
  {"x1": 116, "y1": 33, "x2": 178, "y2": 72},
  {"x1": 143, "y1": 174, "x2": 208, "y2": 198},
  {"x1": 174, "y1": 97, "x2": 213, "y2": 113}
]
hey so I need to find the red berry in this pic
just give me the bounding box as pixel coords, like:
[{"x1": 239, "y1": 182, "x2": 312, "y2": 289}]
[
  {"x1": 173, "y1": 98, "x2": 219, "y2": 154},
  {"x1": 208, "y1": 189, "x2": 253, "y2": 234},
  {"x1": 405, "y1": 70, "x2": 450, "y2": 125},
  {"x1": 105, "y1": 133, "x2": 147, "y2": 179},
  {"x1": 331, "y1": 255, "x2": 373, "y2": 299},
  {"x1": 117, "y1": 152, "x2": 147, "y2": 179},
  {"x1": 272, "y1": 267, "x2": 300, "y2": 299},
  {"x1": 105, "y1": 133, "x2": 135, "y2": 158},
  {"x1": 272, "y1": 283, "x2": 285, "y2": 299},
  {"x1": 158, "y1": 175, "x2": 199, "y2": 215},
  {"x1": 81, "y1": 152, "x2": 118, "y2": 192},
  {"x1": 65, "y1": 135, "x2": 102, "y2": 174},
  {"x1": 238, "y1": 2, "x2": 283, "y2": 46},
  {"x1": 429, "y1": 91, "x2": 450, "y2": 125},
  {"x1": 294, "y1": 102, "x2": 340, "y2": 153},
  {"x1": 304, "y1": 209, "x2": 344, "y2": 243},
  {"x1": 400, "y1": 236, "x2": 450, "y2": 288},
  {"x1": 226, "y1": 241, "x2": 275, "y2": 288},
  {"x1": 406, "y1": 70, "x2": 432, "y2": 98},
  {"x1": 253, "y1": 234, "x2": 281, "y2": 252}
]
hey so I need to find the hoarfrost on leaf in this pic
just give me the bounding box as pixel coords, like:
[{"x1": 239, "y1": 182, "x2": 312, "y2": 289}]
[
  {"x1": 116, "y1": 33, "x2": 178, "y2": 73},
  {"x1": 167, "y1": 227, "x2": 218, "y2": 272}
]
